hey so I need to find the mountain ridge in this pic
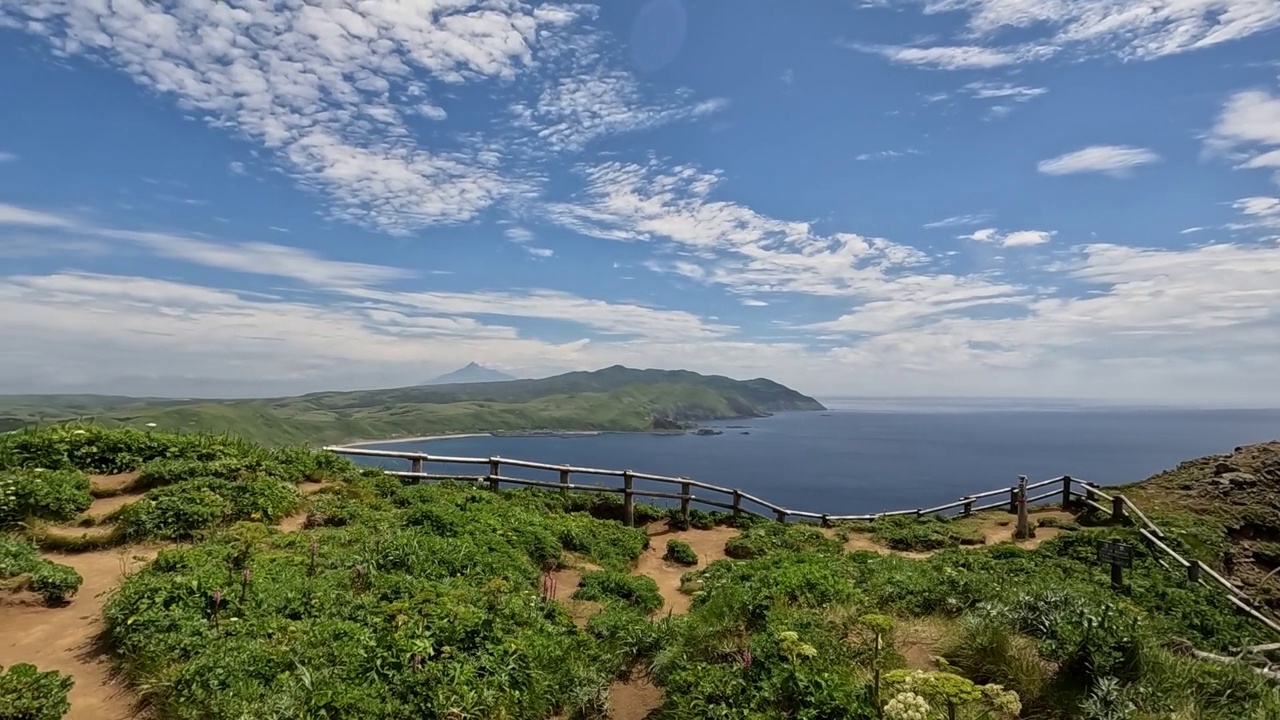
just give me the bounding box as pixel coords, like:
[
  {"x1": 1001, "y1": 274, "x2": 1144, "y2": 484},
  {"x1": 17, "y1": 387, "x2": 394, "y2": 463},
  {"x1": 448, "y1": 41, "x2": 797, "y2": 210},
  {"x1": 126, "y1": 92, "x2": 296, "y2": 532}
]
[
  {"x1": 425, "y1": 362, "x2": 517, "y2": 385},
  {"x1": 0, "y1": 365, "x2": 824, "y2": 445}
]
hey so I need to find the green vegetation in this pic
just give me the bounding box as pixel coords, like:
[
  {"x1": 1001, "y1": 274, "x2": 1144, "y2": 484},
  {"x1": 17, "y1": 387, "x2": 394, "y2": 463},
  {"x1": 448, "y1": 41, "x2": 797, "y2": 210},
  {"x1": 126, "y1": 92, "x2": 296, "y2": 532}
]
[
  {"x1": 0, "y1": 365, "x2": 825, "y2": 446},
  {"x1": 0, "y1": 468, "x2": 91, "y2": 524},
  {"x1": 0, "y1": 538, "x2": 82, "y2": 604},
  {"x1": 0, "y1": 663, "x2": 74, "y2": 720},
  {"x1": 664, "y1": 539, "x2": 698, "y2": 565},
  {"x1": 870, "y1": 515, "x2": 987, "y2": 552},
  {"x1": 574, "y1": 570, "x2": 664, "y2": 614},
  {"x1": 3, "y1": 424, "x2": 1278, "y2": 719}
]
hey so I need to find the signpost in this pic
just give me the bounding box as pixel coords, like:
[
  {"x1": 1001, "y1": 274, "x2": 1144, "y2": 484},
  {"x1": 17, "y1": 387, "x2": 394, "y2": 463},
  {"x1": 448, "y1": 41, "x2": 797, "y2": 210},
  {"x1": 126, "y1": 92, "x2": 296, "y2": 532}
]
[
  {"x1": 1097, "y1": 539, "x2": 1134, "y2": 588},
  {"x1": 1015, "y1": 475, "x2": 1032, "y2": 540}
]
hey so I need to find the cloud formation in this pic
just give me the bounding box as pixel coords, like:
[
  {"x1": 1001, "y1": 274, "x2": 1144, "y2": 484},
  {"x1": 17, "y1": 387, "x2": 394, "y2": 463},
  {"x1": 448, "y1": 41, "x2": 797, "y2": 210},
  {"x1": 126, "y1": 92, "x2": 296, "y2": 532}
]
[{"x1": 1037, "y1": 145, "x2": 1161, "y2": 177}]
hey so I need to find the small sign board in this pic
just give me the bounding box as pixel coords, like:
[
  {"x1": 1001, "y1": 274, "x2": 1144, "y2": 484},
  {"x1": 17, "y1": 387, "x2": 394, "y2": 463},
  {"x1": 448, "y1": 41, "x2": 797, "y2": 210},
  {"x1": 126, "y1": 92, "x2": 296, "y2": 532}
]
[{"x1": 1097, "y1": 540, "x2": 1134, "y2": 568}]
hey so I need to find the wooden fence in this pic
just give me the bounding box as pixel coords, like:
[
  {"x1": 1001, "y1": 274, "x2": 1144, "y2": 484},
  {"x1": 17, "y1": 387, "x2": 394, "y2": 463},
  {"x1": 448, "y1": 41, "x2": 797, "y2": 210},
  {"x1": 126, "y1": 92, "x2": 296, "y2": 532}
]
[{"x1": 325, "y1": 445, "x2": 1280, "y2": 642}]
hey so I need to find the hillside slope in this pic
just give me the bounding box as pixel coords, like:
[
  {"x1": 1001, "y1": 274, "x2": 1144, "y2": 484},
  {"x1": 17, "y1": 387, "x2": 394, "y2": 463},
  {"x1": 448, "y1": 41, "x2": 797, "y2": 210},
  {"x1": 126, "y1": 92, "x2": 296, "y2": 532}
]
[
  {"x1": 0, "y1": 367, "x2": 824, "y2": 446},
  {"x1": 1122, "y1": 440, "x2": 1280, "y2": 609}
]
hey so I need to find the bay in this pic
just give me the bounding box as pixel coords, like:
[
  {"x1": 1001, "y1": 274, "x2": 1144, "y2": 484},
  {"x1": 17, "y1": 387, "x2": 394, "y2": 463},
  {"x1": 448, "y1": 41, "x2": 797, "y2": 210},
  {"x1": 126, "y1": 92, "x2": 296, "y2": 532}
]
[{"x1": 354, "y1": 406, "x2": 1280, "y2": 518}]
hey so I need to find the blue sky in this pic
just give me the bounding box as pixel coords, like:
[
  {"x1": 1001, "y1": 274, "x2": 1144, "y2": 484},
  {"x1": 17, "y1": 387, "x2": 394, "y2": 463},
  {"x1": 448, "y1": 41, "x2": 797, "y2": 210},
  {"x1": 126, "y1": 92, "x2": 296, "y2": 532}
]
[{"x1": 1, "y1": 0, "x2": 1279, "y2": 403}]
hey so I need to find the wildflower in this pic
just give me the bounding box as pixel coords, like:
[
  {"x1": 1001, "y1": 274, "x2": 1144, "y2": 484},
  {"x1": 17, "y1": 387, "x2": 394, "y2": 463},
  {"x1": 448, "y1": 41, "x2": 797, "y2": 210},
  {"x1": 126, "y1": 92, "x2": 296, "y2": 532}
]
[{"x1": 884, "y1": 691, "x2": 931, "y2": 720}]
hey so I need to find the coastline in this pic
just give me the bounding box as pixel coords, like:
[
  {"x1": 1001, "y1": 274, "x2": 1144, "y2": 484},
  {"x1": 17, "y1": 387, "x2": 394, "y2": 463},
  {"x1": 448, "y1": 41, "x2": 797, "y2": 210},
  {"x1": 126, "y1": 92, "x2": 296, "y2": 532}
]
[{"x1": 337, "y1": 427, "x2": 695, "y2": 448}]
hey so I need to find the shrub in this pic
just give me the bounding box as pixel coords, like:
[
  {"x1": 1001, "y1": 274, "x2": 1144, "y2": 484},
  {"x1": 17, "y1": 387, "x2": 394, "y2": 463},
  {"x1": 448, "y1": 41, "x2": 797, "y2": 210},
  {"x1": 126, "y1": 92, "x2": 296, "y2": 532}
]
[
  {"x1": 0, "y1": 663, "x2": 74, "y2": 720},
  {"x1": 873, "y1": 515, "x2": 976, "y2": 551},
  {"x1": 664, "y1": 539, "x2": 698, "y2": 566},
  {"x1": 115, "y1": 484, "x2": 229, "y2": 541},
  {"x1": 29, "y1": 562, "x2": 83, "y2": 605},
  {"x1": 0, "y1": 469, "x2": 92, "y2": 524},
  {"x1": 574, "y1": 571, "x2": 663, "y2": 614},
  {"x1": 666, "y1": 507, "x2": 720, "y2": 531},
  {"x1": 723, "y1": 523, "x2": 840, "y2": 560},
  {"x1": 0, "y1": 538, "x2": 82, "y2": 605}
]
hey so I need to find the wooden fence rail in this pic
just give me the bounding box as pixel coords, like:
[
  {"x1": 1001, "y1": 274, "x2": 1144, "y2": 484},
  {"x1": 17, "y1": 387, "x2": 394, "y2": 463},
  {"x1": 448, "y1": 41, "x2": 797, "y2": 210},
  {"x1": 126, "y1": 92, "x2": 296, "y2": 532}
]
[{"x1": 325, "y1": 445, "x2": 1280, "y2": 640}]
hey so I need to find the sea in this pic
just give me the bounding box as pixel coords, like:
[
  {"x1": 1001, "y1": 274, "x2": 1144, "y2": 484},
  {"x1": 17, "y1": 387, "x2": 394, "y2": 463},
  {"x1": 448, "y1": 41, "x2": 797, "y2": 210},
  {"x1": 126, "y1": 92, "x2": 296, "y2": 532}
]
[{"x1": 352, "y1": 401, "x2": 1280, "y2": 518}]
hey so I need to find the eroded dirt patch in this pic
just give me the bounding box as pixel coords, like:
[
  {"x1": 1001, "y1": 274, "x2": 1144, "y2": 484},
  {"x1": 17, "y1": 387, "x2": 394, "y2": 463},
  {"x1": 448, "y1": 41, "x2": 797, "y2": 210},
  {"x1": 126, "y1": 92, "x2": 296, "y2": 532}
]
[
  {"x1": 0, "y1": 545, "x2": 165, "y2": 720},
  {"x1": 83, "y1": 491, "x2": 148, "y2": 522},
  {"x1": 88, "y1": 473, "x2": 139, "y2": 496},
  {"x1": 894, "y1": 617, "x2": 957, "y2": 671},
  {"x1": 609, "y1": 671, "x2": 664, "y2": 720},
  {"x1": 634, "y1": 522, "x2": 739, "y2": 616}
]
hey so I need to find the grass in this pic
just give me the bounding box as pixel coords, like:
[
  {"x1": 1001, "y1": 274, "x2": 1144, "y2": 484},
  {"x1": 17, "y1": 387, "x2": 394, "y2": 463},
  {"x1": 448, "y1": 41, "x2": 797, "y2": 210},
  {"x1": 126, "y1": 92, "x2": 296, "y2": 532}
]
[
  {"x1": 0, "y1": 366, "x2": 824, "y2": 446},
  {"x1": 4, "y1": 424, "x2": 1279, "y2": 719}
]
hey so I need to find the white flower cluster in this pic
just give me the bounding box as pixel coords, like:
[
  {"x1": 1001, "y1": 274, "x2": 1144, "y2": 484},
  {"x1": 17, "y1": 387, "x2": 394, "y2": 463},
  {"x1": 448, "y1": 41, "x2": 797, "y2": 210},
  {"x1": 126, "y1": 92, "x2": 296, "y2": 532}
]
[
  {"x1": 0, "y1": 472, "x2": 17, "y2": 522},
  {"x1": 884, "y1": 691, "x2": 931, "y2": 720}
]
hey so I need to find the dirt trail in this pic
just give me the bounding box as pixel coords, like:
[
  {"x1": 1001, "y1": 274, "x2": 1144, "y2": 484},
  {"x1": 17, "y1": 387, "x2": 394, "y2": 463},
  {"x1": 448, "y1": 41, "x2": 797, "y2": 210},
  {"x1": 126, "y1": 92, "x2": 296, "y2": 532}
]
[
  {"x1": 0, "y1": 546, "x2": 164, "y2": 720},
  {"x1": 609, "y1": 672, "x2": 664, "y2": 720},
  {"x1": 274, "y1": 482, "x2": 336, "y2": 533},
  {"x1": 832, "y1": 509, "x2": 1074, "y2": 558},
  {"x1": 635, "y1": 522, "x2": 738, "y2": 616},
  {"x1": 88, "y1": 473, "x2": 139, "y2": 496},
  {"x1": 83, "y1": 491, "x2": 148, "y2": 522}
]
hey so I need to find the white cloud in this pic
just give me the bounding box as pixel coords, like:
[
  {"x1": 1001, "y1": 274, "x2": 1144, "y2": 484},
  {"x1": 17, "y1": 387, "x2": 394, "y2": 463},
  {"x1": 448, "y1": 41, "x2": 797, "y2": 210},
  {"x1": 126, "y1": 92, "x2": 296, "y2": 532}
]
[
  {"x1": 503, "y1": 225, "x2": 554, "y2": 257},
  {"x1": 1231, "y1": 196, "x2": 1280, "y2": 229},
  {"x1": 1208, "y1": 88, "x2": 1280, "y2": 184},
  {"x1": 856, "y1": 149, "x2": 921, "y2": 161},
  {"x1": 924, "y1": 213, "x2": 994, "y2": 229},
  {"x1": 1037, "y1": 145, "x2": 1161, "y2": 177},
  {"x1": 863, "y1": 0, "x2": 1280, "y2": 68},
  {"x1": 959, "y1": 227, "x2": 1054, "y2": 247},
  {"x1": 0, "y1": 0, "x2": 580, "y2": 234},
  {"x1": 0, "y1": 203, "x2": 77, "y2": 228},
  {"x1": 854, "y1": 43, "x2": 1031, "y2": 69},
  {"x1": 227, "y1": 161, "x2": 246, "y2": 176},
  {"x1": 0, "y1": 203, "x2": 408, "y2": 288},
  {"x1": 961, "y1": 82, "x2": 1048, "y2": 102},
  {"x1": 781, "y1": 69, "x2": 795, "y2": 84},
  {"x1": 0, "y1": 151, "x2": 15, "y2": 162}
]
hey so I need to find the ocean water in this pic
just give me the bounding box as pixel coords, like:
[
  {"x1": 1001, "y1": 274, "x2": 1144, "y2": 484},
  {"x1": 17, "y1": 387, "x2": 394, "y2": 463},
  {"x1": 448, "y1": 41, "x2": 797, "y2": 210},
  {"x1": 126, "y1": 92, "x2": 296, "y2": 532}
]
[{"x1": 355, "y1": 407, "x2": 1280, "y2": 518}]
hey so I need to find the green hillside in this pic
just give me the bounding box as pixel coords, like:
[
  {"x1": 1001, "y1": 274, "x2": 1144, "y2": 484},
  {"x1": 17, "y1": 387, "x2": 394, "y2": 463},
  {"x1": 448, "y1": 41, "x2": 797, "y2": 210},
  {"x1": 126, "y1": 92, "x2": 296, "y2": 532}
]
[{"x1": 0, "y1": 367, "x2": 825, "y2": 446}]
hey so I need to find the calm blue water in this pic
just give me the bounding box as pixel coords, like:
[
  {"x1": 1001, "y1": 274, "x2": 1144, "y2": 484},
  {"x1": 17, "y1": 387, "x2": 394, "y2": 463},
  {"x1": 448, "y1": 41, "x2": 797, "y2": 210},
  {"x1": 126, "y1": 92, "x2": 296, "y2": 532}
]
[{"x1": 355, "y1": 408, "x2": 1280, "y2": 517}]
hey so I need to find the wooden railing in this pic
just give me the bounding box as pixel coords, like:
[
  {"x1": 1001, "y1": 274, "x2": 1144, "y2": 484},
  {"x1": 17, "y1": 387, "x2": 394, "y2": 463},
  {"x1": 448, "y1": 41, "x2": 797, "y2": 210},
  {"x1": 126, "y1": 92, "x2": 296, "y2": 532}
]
[
  {"x1": 325, "y1": 445, "x2": 1280, "y2": 640},
  {"x1": 324, "y1": 445, "x2": 1078, "y2": 526}
]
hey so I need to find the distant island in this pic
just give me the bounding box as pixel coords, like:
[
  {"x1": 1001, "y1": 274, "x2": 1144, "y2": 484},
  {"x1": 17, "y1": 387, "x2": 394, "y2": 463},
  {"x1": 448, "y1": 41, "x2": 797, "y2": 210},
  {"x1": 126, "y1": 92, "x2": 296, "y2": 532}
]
[
  {"x1": 425, "y1": 361, "x2": 518, "y2": 385},
  {"x1": 0, "y1": 365, "x2": 825, "y2": 446}
]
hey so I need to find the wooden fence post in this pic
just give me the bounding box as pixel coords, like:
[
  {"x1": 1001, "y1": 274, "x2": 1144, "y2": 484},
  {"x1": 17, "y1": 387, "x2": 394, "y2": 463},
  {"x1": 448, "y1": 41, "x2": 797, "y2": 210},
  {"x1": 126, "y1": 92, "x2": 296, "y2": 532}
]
[
  {"x1": 961, "y1": 497, "x2": 974, "y2": 517},
  {"x1": 1008, "y1": 486, "x2": 1019, "y2": 514},
  {"x1": 488, "y1": 458, "x2": 500, "y2": 492},
  {"x1": 775, "y1": 509, "x2": 788, "y2": 523},
  {"x1": 1111, "y1": 495, "x2": 1126, "y2": 523},
  {"x1": 623, "y1": 471, "x2": 635, "y2": 527},
  {"x1": 1061, "y1": 474, "x2": 1073, "y2": 508},
  {"x1": 559, "y1": 467, "x2": 570, "y2": 496},
  {"x1": 1188, "y1": 559, "x2": 1202, "y2": 583},
  {"x1": 679, "y1": 479, "x2": 691, "y2": 522},
  {"x1": 410, "y1": 457, "x2": 422, "y2": 476},
  {"x1": 1015, "y1": 475, "x2": 1031, "y2": 540},
  {"x1": 821, "y1": 514, "x2": 831, "y2": 528},
  {"x1": 732, "y1": 489, "x2": 742, "y2": 518}
]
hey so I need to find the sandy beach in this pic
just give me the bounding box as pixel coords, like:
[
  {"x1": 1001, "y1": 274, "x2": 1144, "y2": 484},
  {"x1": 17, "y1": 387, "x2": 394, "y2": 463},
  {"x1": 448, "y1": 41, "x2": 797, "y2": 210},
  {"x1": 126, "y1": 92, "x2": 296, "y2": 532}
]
[{"x1": 340, "y1": 432, "x2": 492, "y2": 447}]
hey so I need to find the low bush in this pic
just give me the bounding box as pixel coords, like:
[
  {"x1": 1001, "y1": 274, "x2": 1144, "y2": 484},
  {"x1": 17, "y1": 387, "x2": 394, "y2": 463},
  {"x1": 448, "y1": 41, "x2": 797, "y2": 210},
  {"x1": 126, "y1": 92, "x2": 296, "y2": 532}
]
[
  {"x1": 664, "y1": 539, "x2": 698, "y2": 566},
  {"x1": 114, "y1": 478, "x2": 301, "y2": 541},
  {"x1": 666, "y1": 507, "x2": 721, "y2": 531},
  {"x1": 872, "y1": 515, "x2": 983, "y2": 551},
  {"x1": 723, "y1": 523, "x2": 841, "y2": 560},
  {"x1": 0, "y1": 537, "x2": 83, "y2": 604},
  {"x1": 0, "y1": 469, "x2": 92, "y2": 525},
  {"x1": 0, "y1": 663, "x2": 74, "y2": 720},
  {"x1": 574, "y1": 570, "x2": 663, "y2": 614}
]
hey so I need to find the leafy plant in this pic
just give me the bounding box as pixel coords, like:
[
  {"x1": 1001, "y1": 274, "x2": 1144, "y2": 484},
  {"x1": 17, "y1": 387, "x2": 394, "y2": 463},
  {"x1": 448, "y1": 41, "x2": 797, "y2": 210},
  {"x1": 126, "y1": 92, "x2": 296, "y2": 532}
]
[
  {"x1": 0, "y1": 469, "x2": 92, "y2": 525},
  {"x1": 664, "y1": 539, "x2": 698, "y2": 566},
  {"x1": 574, "y1": 570, "x2": 663, "y2": 614},
  {"x1": 0, "y1": 663, "x2": 74, "y2": 720},
  {"x1": 0, "y1": 537, "x2": 82, "y2": 605},
  {"x1": 723, "y1": 522, "x2": 841, "y2": 560}
]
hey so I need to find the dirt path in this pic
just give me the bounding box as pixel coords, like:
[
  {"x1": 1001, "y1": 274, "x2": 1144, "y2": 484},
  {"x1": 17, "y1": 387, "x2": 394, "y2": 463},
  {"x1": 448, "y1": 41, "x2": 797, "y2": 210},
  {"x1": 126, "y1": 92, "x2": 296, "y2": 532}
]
[
  {"x1": 88, "y1": 473, "x2": 139, "y2": 496},
  {"x1": 609, "y1": 672, "x2": 664, "y2": 720},
  {"x1": 0, "y1": 546, "x2": 164, "y2": 720},
  {"x1": 274, "y1": 482, "x2": 336, "y2": 533},
  {"x1": 832, "y1": 509, "x2": 1075, "y2": 558},
  {"x1": 83, "y1": 491, "x2": 148, "y2": 522},
  {"x1": 634, "y1": 522, "x2": 738, "y2": 615}
]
